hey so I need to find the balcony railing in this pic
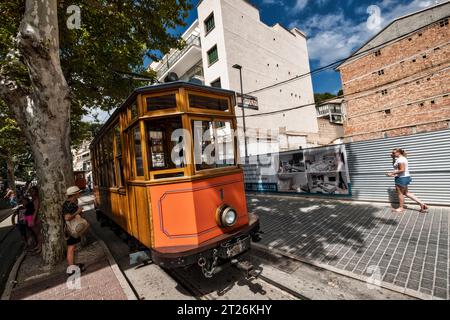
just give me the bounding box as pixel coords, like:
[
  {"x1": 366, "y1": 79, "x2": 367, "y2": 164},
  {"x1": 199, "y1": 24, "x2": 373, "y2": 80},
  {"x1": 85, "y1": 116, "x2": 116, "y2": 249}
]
[
  {"x1": 317, "y1": 103, "x2": 343, "y2": 116},
  {"x1": 155, "y1": 34, "x2": 201, "y2": 79}
]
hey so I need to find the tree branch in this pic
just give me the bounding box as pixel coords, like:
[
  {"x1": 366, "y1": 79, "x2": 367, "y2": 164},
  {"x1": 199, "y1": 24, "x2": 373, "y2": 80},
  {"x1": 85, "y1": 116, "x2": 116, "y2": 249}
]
[{"x1": 0, "y1": 60, "x2": 32, "y2": 134}]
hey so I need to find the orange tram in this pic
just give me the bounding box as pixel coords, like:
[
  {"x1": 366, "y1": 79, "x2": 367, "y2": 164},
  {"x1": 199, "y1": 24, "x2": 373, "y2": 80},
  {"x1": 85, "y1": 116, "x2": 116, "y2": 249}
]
[{"x1": 90, "y1": 81, "x2": 261, "y2": 277}]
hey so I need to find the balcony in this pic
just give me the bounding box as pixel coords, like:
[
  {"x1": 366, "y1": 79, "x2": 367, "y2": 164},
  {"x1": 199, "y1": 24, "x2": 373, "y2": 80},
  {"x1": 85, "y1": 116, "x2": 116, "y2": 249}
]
[
  {"x1": 316, "y1": 101, "x2": 344, "y2": 124},
  {"x1": 154, "y1": 34, "x2": 202, "y2": 81}
]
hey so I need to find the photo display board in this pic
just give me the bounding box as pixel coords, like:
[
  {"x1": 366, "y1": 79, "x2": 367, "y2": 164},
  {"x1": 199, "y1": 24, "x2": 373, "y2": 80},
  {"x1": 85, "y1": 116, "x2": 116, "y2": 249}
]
[{"x1": 244, "y1": 144, "x2": 351, "y2": 196}]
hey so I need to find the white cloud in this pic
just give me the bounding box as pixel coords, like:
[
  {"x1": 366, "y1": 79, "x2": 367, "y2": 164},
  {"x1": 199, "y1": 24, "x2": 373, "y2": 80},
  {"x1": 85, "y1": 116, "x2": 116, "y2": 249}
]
[
  {"x1": 290, "y1": 0, "x2": 445, "y2": 66},
  {"x1": 262, "y1": 0, "x2": 283, "y2": 5},
  {"x1": 292, "y1": 0, "x2": 309, "y2": 12},
  {"x1": 261, "y1": 0, "x2": 283, "y2": 4}
]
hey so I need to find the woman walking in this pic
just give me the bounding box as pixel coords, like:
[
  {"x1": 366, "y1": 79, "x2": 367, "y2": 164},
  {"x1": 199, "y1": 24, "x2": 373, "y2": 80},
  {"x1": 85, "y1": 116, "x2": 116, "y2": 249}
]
[{"x1": 387, "y1": 148, "x2": 428, "y2": 213}]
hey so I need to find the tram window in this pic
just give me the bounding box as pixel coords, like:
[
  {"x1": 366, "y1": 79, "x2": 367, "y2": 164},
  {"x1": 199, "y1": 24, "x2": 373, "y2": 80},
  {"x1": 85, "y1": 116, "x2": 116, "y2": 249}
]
[
  {"x1": 147, "y1": 117, "x2": 184, "y2": 170},
  {"x1": 132, "y1": 126, "x2": 144, "y2": 176},
  {"x1": 192, "y1": 120, "x2": 235, "y2": 171},
  {"x1": 100, "y1": 141, "x2": 108, "y2": 187},
  {"x1": 107, "y1": 130, "x2": 116, "y2": 187},
  {"x1": 146, "y1": 94, "x2": 177, "y2": 111},
  {"x1": 130, "y1": 103, "x2": 138, "y2": 120},
  {"x1": 188, "y1": 94, "x2": 229, "y2": 112},
  {"x1": 115, "y1": 126, "x2": 124, "y2": 187}
]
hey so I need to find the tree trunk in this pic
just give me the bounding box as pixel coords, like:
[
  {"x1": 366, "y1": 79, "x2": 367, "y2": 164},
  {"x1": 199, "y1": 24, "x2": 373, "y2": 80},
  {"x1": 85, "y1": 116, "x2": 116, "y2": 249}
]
[
  {"x1": 30, "y1": 129, "x2": 74, "y2": 264},
  {"x1": 0, "y1": 0, "x2": 74, "y2": 265},
  {"x1": 6, "y1": 155, "x2": 16, "y2": 194}
]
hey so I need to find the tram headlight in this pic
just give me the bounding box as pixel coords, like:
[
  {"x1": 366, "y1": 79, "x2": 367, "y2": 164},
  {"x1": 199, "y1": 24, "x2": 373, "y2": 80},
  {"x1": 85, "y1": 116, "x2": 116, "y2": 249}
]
[{"x1": 218, "y1": 206, "x2": 238, "y2": 228}]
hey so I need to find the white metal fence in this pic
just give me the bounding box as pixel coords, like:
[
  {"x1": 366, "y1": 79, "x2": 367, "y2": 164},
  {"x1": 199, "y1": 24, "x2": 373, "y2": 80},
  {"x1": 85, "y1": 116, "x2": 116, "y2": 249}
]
[{"x1": 346, "y1": 129, "x2": 450, "y2": 206}]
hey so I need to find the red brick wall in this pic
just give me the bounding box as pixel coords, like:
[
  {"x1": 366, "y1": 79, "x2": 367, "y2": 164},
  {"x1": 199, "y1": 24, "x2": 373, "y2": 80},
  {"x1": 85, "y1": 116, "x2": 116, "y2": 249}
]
[{"x1": 339, "y1": 18, "x2": 450, "y2": 142}]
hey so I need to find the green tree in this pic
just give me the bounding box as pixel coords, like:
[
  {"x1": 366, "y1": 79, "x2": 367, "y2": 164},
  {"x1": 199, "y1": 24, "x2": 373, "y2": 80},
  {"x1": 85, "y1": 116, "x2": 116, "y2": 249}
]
[
  {"x1": 314, "y1": 92, "x2": 338, "y2": 105},
  {"x1": 0, "y1": 0, "x2": 191, "y2": 265},
  {"x1": 0, "y1": 100, "x2": 32, "y2": 193}
]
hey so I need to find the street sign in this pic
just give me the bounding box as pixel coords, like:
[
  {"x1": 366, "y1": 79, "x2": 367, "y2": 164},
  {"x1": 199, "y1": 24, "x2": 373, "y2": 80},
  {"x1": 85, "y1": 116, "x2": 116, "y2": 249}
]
[{"x1": 237, "y1": 94, "x2": 259, "y2": 110}]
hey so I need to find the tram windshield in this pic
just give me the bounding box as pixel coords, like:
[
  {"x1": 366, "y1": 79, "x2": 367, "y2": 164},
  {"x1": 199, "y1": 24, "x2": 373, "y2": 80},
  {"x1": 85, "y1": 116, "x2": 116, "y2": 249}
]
[
  {"x1": 146, "y1": 116, "x2": 184, "y2": 170},
  {"x1": 192, "y1": 120, "x2": 235, "y2": 171}
]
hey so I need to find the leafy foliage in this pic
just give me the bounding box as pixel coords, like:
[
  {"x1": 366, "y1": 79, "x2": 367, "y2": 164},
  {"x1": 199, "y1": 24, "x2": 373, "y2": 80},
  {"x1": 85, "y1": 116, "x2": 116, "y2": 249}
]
[
  {"x1": 0, "y1": 0, "x2": 192, "y2": 139},
  {"x1": 314, "y1": 92, "x2": 340, "y2": 105},
  {"x1": 0, "y1": 100, "x2": 34, "y2": 183}
]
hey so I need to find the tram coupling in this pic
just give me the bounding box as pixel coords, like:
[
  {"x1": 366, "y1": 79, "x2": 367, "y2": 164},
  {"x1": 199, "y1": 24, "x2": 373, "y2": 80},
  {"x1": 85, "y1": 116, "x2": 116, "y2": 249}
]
[{"x1": 231, "y1": 259, "x2": 261, "y2": 279}]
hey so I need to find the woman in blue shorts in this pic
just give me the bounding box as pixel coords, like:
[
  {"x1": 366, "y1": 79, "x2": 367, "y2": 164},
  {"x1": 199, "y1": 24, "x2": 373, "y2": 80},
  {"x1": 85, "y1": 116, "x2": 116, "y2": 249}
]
[{"x1": 387, "y1": 148, "x2": 428, "y2": 213}]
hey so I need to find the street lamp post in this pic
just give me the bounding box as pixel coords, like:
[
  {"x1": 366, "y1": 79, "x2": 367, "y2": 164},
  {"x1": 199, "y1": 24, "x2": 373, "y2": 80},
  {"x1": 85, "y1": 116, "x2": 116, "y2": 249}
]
[{"x1": 232, "y1": 64, "x2": 248, "y2": 159}]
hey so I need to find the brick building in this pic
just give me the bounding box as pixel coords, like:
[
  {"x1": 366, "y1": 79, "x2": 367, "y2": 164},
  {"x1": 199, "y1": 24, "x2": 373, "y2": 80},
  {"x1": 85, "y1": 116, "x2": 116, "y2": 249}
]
[{"x1": 337, "y1": 2, "x2": 450, "y2": 142}]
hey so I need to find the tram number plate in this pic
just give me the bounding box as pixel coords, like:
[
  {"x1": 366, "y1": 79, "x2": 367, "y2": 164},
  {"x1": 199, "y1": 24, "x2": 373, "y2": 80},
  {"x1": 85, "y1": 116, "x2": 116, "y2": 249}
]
[{"x1": 221, "y1": 236, "x2": 251, "y2": 258}]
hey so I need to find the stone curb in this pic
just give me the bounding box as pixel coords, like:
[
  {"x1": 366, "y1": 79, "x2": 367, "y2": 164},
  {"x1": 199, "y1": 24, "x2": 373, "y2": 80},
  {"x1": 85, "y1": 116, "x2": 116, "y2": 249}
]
[
  {"x1": 1, "y1": 250, "x2": 26, "y2": 300},
  {"x1": 252, "y1": 243, "x2": 442, "y2": 301},
  {"x1": 89, "y1": 229, "x2": 138, "y2": 300}
]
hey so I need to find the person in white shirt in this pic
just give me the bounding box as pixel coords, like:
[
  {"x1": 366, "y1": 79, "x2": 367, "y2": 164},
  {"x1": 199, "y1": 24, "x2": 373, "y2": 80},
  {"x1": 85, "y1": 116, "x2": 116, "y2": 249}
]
[{"x1": 387, "y1": 148, "x2": 428, "y2": 213}]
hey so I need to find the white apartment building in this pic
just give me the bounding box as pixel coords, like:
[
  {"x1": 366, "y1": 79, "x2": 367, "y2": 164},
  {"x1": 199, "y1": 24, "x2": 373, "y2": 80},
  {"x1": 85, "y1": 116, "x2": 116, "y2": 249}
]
[
  {"x1": 72, "y1": 139, "x2": 92, "y2": 183},
  {"x1": 149, "y1": 0, "x2": 318, "y2": 155}
]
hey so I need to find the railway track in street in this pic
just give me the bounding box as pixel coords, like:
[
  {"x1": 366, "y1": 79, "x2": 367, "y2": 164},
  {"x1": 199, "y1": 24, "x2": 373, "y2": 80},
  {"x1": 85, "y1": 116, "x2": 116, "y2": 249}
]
[{"x1": 161, "y1": 251, "x2": 311, "y2": 300}]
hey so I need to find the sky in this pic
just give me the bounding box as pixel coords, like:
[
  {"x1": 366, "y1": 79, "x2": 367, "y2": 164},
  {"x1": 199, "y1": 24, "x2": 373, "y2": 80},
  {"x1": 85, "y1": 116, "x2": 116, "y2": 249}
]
[{"x1": 87, "y1": 0, "x2": 445, "y2": 123}]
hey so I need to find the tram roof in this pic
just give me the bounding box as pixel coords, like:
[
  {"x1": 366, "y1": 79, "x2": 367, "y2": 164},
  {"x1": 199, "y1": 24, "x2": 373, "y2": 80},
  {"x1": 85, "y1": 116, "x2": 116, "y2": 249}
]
[{"x1": 90, "y1": 81, "x2": 237, "y2": 146}]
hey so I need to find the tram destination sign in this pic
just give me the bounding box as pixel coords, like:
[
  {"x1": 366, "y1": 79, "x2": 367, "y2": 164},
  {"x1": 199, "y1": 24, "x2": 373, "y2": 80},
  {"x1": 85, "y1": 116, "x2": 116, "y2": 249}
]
[{"x1": 237, "y1": 93, "x2": 259, "y2": 110}]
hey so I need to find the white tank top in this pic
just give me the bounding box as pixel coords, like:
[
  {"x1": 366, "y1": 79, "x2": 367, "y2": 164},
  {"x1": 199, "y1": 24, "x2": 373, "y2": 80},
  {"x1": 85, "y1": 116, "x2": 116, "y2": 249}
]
[{"x1": 394, "y1": 156, "x2": 410, "y2": 177}]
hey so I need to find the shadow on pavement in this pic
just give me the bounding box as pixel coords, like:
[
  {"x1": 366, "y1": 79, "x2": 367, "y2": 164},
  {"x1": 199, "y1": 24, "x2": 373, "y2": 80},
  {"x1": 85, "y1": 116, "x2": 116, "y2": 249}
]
[{"x1": 247, "y1": 196, "x2": 398, "y2": 262}]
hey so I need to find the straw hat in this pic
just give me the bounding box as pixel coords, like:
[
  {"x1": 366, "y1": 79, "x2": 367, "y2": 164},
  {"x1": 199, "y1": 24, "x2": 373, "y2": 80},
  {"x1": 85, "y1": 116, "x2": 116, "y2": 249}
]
[{"x1": 66, "y1": 186, "x2": 82, "y2": 197}]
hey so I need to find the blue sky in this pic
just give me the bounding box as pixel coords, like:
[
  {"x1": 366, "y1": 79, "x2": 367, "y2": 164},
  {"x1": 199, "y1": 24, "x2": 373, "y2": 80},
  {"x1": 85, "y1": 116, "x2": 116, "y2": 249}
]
[{"x1": 146, "y1": 0, "x2": 444, "y2": 94}]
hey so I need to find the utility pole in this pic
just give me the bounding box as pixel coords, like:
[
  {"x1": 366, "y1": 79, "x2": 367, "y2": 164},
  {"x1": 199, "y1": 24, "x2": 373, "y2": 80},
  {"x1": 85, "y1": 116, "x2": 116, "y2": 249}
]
[{"x1": 232, "y1": 64, "x2": 248, "y2": 159}]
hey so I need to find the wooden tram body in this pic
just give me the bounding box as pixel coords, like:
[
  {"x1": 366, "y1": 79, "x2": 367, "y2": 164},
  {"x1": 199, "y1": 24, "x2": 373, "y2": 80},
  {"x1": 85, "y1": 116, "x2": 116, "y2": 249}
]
[{"x1": 90, "y1": 82, "x2": 260, "y2": 274}]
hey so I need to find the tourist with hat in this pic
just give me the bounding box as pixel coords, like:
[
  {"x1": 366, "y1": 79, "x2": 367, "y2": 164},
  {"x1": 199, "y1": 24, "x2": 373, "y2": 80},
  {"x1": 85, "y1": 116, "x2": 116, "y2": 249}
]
[{"x1": 62, "y1": 186, "x2": 86, "y2": 275}]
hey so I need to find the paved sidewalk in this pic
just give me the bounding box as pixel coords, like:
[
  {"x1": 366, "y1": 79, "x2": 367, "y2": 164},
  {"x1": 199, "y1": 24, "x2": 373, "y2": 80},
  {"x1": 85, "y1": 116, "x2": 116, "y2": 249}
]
[
  {"x1": 8, "y1": 232, "x2": 130, "y2": 300},
  {"x1": 247, "y1": 194, "x2": 449, "y2": 300}
]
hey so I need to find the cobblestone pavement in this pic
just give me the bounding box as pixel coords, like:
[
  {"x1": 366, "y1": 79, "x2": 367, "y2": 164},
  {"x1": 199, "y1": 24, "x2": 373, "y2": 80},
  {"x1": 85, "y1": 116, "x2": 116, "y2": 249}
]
[
  {"x1": 10, "y1": 233, "x2": 128, "y2": 300},
  {"x1": 247, "y1": 194, "x2": 449, "y2": 300}
]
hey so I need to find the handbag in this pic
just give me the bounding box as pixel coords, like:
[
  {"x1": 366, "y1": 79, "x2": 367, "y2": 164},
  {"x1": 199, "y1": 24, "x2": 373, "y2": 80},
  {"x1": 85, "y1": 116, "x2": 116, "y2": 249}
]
[{"x1": 65, "y1": 214, "x2": 90, "y2": 239}]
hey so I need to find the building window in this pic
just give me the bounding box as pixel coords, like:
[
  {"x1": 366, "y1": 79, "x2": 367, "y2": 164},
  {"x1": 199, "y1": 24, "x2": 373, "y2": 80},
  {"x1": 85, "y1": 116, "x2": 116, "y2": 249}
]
[
  {"x1": 381, "y1": 89, "x2": 388, "y2": 96},
  {"x1": 374, "y1": 50, "x2": 381, "y2": 57},
  {"x1": 378, "y1": 69, "x2": 385, "y2": 76},
  {"x1": 210, "y1": 78, "x2": 221, "y2": 88},
  {"x1": 439, "y1": 18, "x2": 449, "y2": 27},
  {"x1": 204, "y1": 13, "x2": 215, "y2": 35},
  {"x1": 207, "y1": 45, "x2": 219, "y2": 65}
]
